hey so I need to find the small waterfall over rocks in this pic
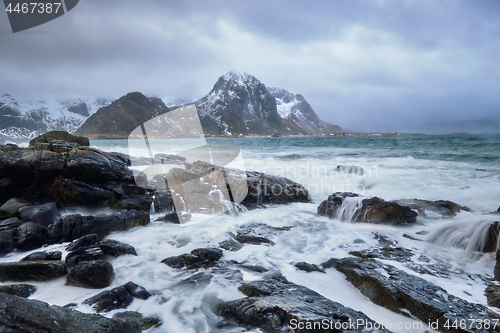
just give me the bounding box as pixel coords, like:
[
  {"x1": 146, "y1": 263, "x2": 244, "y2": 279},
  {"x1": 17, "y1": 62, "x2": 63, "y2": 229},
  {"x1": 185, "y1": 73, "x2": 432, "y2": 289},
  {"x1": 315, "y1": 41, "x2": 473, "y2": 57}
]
[
  {"x1": 427, "y1": 220, "x2": 500, "y2": 253},
  {"x1": 334, "y1": 196, "x2": 364, "y2": 222}
]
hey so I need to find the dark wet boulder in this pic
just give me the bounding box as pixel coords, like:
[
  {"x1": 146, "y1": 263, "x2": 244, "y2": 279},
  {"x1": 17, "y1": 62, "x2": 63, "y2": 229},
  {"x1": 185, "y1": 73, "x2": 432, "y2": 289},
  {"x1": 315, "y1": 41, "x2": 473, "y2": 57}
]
[
  {"x1": 18, "y1": 202, "x2": 61, "y2": 227},
  {"x1": 83, "y1": 282, "x2": 151, "y2": 312},
  {"x1": 83, "y1": 286, "x2": 133, "y2": 313},
  {"x1": 318, "y1": 192, "x2": 417, "y2": 224},
  {"x1": 486, "y1": 284, "x2": 500, "y2": 308},
  {"x1": 0, "y1": 198, "x2": 29, "y2": 219},
  {"x1": 15, "y1": 222, "x2": 45, "y2": 251},
  {"x1": 66, "y1": 260, "x2": 114, "y2": 289},
  {"x1": 113, "y1": 311, "x2": 162, "y2": 331},
  {"x1": 323, "y1": 257, "x2": 500, "y2": 332},
  {"x1": 65, "y1": 244, "x2": 105, "y2": 268},
  {"x1": 243, "y1": 170, "x2": 311, "y2": 209},
  {"x1": 161, "y1": 248, "x2": 223, "y2": 269},
  {"x1": 180, "y1": 161, "x2": 310, "y2": 212},
  {"x1": 0, "y1": 291, "x2": 141, "y2": 333},
  {"x1": 66, "y1": 234, "x2": 98, "y2": 252},
  {"x1": 65, "y1": 147, "x2": 133, "y2": 183},
  {"x1": 0, "y1": 261, "x2": 67, "y2": 282},
  {"x1": 0, "y1": 229, "x2": 15, "y2": 255},
  {"x1": 294, "y1": 262, "x2": 325, "y2": 273},
  {"x1": 0, "y1": 284, "x2": 36, "y2": 298},
  {"x1": 46, "y1": 210, "x2": 149, "y2": 244},
  {"x1": 395, "y1": 198, "x2": 470, "y2": 218},
  {"x1": 122, "y1": 281, "x2": 152, "y2": 300},
  {"x1": 53, "y1": 178, "x2": 117, "y2": 207},
  {"x1": 219, "y1": 273, "x2": 390, "y2": 333},
  {"x1": 20, "y1": 251, "x2": 62, "y2": 261},
  {"x1": 29, "y1": 130, "x2": 90, "y2": 148},
  {"x1": 99, "y1": 239, "x2": 137, "y2": 257}
]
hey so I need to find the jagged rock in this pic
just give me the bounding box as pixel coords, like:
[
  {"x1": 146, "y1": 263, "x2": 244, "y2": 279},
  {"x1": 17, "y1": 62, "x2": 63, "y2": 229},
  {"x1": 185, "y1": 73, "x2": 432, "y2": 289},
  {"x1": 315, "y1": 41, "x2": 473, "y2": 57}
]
[
  {"x1": 66, "y1": 260, "x2": 114, "y2": 289},
  {"x1": 0, "y1": 217, "x2": 24, "y2": 231},
  {"x1": 161, "y1": 248, "x2": 223, "y2": 269},
  {"x1": 29, "y1": 130, "x2": 90, "y2": 147},
  {"x1": 486, "y1": 284, "x2": 500, "y2": 308},
  {"x1": 219, "y1": 273, "x2": 390, "y2": 333},
  {"x1": 113, "y1": 311, "x2": 162, "y2": 331},
  {"x1": 0, "y1": 143, "x2": 150, "y2": 211},
  {"x1": 66, "y1": 234, "x2": 99, "y2": 252},
  {"x1": 83, "y1": 282, "x2": 151, "y2": 312},
  {"x1": 54, "y1": 178, "x2": 117, "y2": 207},
  {"x1": 495, "y1": 249, "x2": 500, "y2": 281},
  {"x1": 294, "y1": 262, "x2": 325, "y2": 273},
  {"x1": 99, "y1": 239, "x2": 137, "y2": 257},
  {"x1": 65, "y1": 244, "x2": 105, "y2": 268},
  {"x1": 0, "y1": 229, "x2": 15, "y2": 255},
  {"x1": 318, "y1": 192, "x2": 417, "y2": 224},
  {"x1": 483, "y1": 221, "x2": 500, "y2": 253},
  {"x1": 15, "y1": 222, "x2": 45, "y2": 251},
  {"x1": 0, "y1": 261, "x2": 67, "y2": 282},
  {"x1": 0, "y1": 284, "x2": 36, "y2": 298},
  {"x1": 0, "y1": 198, "x2": 29, "y2": 219},
  {"x1": 46, "y1": 210, "x2": 149, "y2": 244},
  {"x1": 350, "y1": 247, "x2": 413, "y2": 262},
  {"x1": 18, "y1": 202, "x2": 61, "y2": 227},
  {"x1": 395, "y1": 198, "x2": 471, "y2": 218},
  {"x1": 0, "y1": 291, "x2": 141, "y2": 333},
  {"x1": 323, "y1": 257, "x2": 500, "y2": 332},
  {"x1": 20, "y1": 251, "x2": 62, "y2": 261}
]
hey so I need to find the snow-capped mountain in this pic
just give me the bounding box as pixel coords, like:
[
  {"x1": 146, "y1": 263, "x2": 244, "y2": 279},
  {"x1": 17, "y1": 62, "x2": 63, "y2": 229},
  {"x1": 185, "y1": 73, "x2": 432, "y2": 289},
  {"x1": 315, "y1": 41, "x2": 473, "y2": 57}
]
[
  {"x1": 195, "y1": 71, "x2": 284, "y2": 135},
  {"x1": 192, "y1": 71, "x2": 342, "y2": 135},
  {"x1": 268, "y1": 87, "x2": 342, "y2": 134},
  {"x1": 0, "y1": 94, "x2": 110, "y2": 140}
]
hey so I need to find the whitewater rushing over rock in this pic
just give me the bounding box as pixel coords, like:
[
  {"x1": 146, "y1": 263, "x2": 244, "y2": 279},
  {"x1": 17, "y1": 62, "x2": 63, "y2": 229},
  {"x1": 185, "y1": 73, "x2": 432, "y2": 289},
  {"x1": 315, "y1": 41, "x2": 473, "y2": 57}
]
[
  {"x1": 334, "y1": 196, "x2": 364, "y2": 221},
  {"x1": 427, "y1": 219, "x2": 500, "y2": 253}
]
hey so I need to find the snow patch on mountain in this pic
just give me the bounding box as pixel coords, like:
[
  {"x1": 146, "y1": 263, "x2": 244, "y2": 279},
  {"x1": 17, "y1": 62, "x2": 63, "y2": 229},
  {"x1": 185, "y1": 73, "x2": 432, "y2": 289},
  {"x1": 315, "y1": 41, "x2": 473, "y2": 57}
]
[
  {"x1": 0, "y1": 94, "x2": 111, "y2": 139},
  {"x1": 268, "y1": 87, "x2": 299, "y2": 118}
]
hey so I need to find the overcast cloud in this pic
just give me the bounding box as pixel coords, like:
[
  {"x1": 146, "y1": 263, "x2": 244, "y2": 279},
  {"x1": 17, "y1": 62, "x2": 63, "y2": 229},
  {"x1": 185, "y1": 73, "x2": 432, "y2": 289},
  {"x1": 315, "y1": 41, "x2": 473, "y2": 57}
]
[{"x1": 0, "y1": 0, "x2": 499, "y2": 132}]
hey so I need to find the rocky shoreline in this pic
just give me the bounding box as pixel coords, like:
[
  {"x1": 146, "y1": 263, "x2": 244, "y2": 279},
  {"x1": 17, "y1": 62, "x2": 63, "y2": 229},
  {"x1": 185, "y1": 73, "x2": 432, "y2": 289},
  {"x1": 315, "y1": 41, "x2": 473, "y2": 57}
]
[{"x1": 0, "y1": 131, "x2": 499, "y2": 332}]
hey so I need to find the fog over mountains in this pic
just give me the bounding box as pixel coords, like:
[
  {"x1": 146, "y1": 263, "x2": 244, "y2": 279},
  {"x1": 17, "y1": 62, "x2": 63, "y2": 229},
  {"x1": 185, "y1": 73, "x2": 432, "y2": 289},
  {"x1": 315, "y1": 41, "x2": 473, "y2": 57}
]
[
  {"x1": 2, "y1": 70, "x2": 498, "y2": 140},
  {"x1": 2, "y1": 71, "x2": 343, "y2": 139}
]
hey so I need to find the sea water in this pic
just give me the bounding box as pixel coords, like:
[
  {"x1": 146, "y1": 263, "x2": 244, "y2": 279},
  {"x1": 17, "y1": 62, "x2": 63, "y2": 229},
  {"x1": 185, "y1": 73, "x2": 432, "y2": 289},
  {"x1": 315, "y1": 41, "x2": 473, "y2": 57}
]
[{"x1": 2, "y1": 133, "x2": 500, "y2": 332}]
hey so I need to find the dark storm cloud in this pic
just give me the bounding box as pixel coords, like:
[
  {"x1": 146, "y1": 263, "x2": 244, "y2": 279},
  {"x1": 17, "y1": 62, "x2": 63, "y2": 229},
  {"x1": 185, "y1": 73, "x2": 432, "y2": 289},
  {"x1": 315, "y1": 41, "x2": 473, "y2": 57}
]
[{"x1": 0, "y1": 0, "x2": 498, "y2": 132}]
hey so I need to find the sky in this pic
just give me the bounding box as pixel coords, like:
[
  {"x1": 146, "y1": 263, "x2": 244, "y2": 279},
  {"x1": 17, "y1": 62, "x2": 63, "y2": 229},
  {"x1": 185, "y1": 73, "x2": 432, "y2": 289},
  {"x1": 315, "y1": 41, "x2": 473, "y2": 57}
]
[{"x1": 0, "y1": 0, "x2": 499, "y2": 132}]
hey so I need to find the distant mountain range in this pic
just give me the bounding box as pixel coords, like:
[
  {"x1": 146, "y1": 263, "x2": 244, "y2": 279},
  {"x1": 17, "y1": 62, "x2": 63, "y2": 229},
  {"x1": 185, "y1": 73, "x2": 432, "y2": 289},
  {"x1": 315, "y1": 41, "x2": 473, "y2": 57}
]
[
  {"x1": 0, "y1": 71, "x2": 343, "y2": 140},
  {"x1": 0, "y1": 94, "x2": 110, "y2": 139}
]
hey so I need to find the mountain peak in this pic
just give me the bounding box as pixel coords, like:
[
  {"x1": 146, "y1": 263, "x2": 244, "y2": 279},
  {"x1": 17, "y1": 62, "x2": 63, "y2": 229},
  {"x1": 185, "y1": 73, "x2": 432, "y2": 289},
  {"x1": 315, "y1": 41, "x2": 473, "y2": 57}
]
[{"x1": 222, "y1": 70, "x2": 251, "y2": 82}]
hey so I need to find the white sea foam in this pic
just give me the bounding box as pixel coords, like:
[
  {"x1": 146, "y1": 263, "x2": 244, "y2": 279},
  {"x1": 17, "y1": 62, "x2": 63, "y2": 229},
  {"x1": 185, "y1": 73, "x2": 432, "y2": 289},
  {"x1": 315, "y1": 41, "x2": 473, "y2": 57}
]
[{"x1": 2, "y1": 135, "x2": 499, "y2": 332}]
